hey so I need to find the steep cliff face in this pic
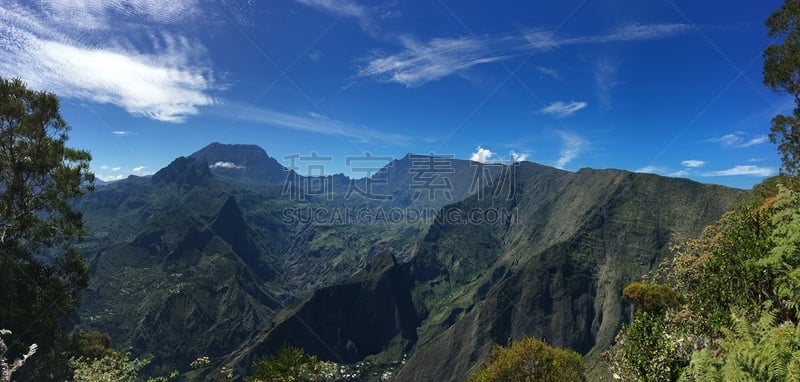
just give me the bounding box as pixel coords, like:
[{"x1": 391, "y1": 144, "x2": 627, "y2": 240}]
[
  {"x1": 394, "y1": 166, "x2": 744, "y2": 381},
  {"x1": 226, "y1": 250, "x2": 419, "y2": 371},
  {"x1": 222, "y1": 161, "x2": 743, "y2": 381}
]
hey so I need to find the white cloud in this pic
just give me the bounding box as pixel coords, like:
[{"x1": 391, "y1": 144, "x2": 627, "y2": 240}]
[
  {"x1": 594, "y1": 58, "x2": 618, "y2": 108},
  {"x1": 510, "y1": 151, "x2": 529, "y2": 162},
  {"x1": 668, "y1": 169, "x2": 690, "y2": 177},
  {"x1": 209, "y1": 161, "x2": 245, "y2": 169},
  {"x1": 292, "y1": 0, "x2": 385, "y2": 38},
  {"x1": 524, "y1": 23, "x2": 690, "y2": 47},
  {"x1": 636, "y1": 162, "x2": 702, "y2": 177},
  {"x1": 523, "y1": 30, "x2": 560, "y2": 50},
  {"x1": 470, "y1": 146, "x2": 495, "y2": 163},
  {"x1": 635, "y1": 166, "x2": 666, "y2": 174},
  {"x1": 539, "y1": 101, "x2": 587, "y2": 117},
  {"x1": 308, "y1": 50, "x2": 324, "y2": 61},
  {"x1": 709, "y1": 133, "x2": 769, "y2": 148},
  {"x1": 599, "y1": 23, "x2": 691, "y2": 42},
  {"x1": 740, "y1": 135, "x2": 769, "y2": 147},
  {"x1": 359, "y1": 36, "x2": 509, "y2": 87},
  {"x1": 681, "y1": 160, "x2": 706, "y2": 168},
  {"x1": 470, "y1": 146, "x2": 529, "y2": 163},
  {"x1": 535, "y1": 66, "x2": 560, "y2": 80},
  {"x1": 96, "y1": 174, "x2": 126, "y2": 182},
  {"x1": 214, "y1": 102, "x2": 411, "y2": 145},
  {"x1": 112, "y1": 130, "x2": 136, "y2": 136},
  {"x1": 39, "y1": 0, "x2": 201, "y2": 29},
  {"x1": 294, "y1": 0, "x2": 366, "y2": 17},
  {"x1": 95, "y1": 165, "x2": 151, "y2": 180},
  {"x1": 0, "y1": 2, "x2": 217, "y2": 123},
  {"x1": 710, "y1": 133, "x2": 741, "y2": 146},
  {"x1": 554, "y1": 131, "x2": 587, "y2": 169},
  {"x1": 360, "y1": 23, "x2": 689, "y2": 87},
  {"x1": 705, "y1": 165, "x2": 777, "y2": 177}
]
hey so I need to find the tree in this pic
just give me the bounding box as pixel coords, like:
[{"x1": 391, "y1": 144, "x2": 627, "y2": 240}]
[
  {"x1": 248, "y1": 346, "x2": 330, "y2": 382},
  {"x1": 765, "y1": 0, "x2": 800, "y2": 175},
  {"x1": 0, "y1": 77, "x2": 94, "y2": 379},
  {"x1": 468, "y1": 337, "x2": 585, "y2": 382},
  {"x1": 622, "y1": 282, "x2": 681, "y2": 315}
]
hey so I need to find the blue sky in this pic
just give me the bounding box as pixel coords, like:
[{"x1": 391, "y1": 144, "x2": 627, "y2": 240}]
[{"x1": 0, "y1": 0, "x2": 790, "y2": 188}]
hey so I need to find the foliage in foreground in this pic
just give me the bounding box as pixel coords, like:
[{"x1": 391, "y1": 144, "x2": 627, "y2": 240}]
[
  {"x1": 248, "y1": 345, "x2": 339, "y2": 382},
  {"x1": 0, "y1": 76, "x2": 94, "y2": 379},
  {"x1": 606, "y1": 183, "x2": 800, "y2": 381},
  {"x1": 67, "y1": 330, "x2": 178, "y2": 382},
  {"x1": 468, "y1": 336, "x2": 584, "y2": 382}
]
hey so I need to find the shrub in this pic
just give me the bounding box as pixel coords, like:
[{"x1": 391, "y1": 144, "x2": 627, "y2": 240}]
[{"x1": 469, "y1": 336, "x2": 584, "y2": 382}]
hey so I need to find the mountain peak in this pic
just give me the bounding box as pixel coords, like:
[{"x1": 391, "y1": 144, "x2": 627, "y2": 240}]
[
  {"x1": 189, "y1": 143, "x2": 287, "y2": 185},
  {"x1": 191, "y1": 142, "x2": 270, "y2": 162},
  {"x1": 151, "y1": 156, "x2": 214, "y2": 186}
]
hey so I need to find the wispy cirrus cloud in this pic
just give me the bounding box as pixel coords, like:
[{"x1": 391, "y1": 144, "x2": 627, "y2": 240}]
[
  {"x1": 554, "y1": 130, "x2": 587, "y2": 169},
  {"x1": 37, "y1": 0, "x2": 201, "y2": 29},
  {"x1": 359, "y1": 23, "x2": 689, "y2": 87},
  {"x1": 358, "y1": 36, "x2": 511, "y2": 87},
  {"x1": 112, "y1": 130, "x2": 137, "y2": 137},
  {"x1": 539, "y1": 101, "x2": 587, "y2": 117},
  {"x1": 0, "y1": 1, "x2": 218, "y2": 123},
  {"x1": 523, "y1": 23, "x2": 690, "y2": 48},
  {"x1": 637, "y1": 159, "x2": 707, "y2": 178},
  {"x1": 704, "y1": 165, "x2": 776, "y2": 177},
  {"x1": 681, "y1": 159, "x2": 706, "y2": 168},
  {"x1": 709, "y1": 132, "x2": 769, "y2": 148},
  {"x1": 292, "y1": 0, "x2": 395, "y2": 38},
  {"x1": 215, "y1": 102, "x2": 411, "y2": 145},
  {"x1": 594, "y1": 58, "x2": 619, "y2": 108},
  {"x1": 740, "y1": 135, "x2": 769, "y2": 147},
  {"x1": 535, "y1": 66, "x2": 561, "y2": 80},
  {"x1": 293, "y1": 0, "x2": 367, "y2": 18},
  {"x1": 596, "y1": 23, "x2": 691, "y2": 43}
]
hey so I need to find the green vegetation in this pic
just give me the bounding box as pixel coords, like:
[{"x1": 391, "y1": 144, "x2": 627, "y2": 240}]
[
  {"x1": 765, "y1": 0, "x2": 800, "y2": 175},
  {"x1": 0, "y1": 77, "x2": 94, "y2": 379},
  {"x1": 468, "y1": 337, "x2": 584, "y2": 382},
  {"x1": 606, "y1": 184, "x2": 800, "y2": 381},
  {"x1": 245, "y1": 345, "x2": 405, "y2": 381},
  {"x1": 66, "y1": 330, "x2": 178, "y2": 382},
  {"x1": 622, "y1": 282, "x2": 681, "y2": 314},
  {"x1": 248, "y1": 345, "x2": 327, "y2": 382},
  {"x1": 69, "y1": 354, "x2": 178, "y2": 382}
]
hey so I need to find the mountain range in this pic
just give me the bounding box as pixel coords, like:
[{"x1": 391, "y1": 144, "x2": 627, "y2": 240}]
[{"x1": 73, "y1": 143, "x2": 745, "y2": 380}]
